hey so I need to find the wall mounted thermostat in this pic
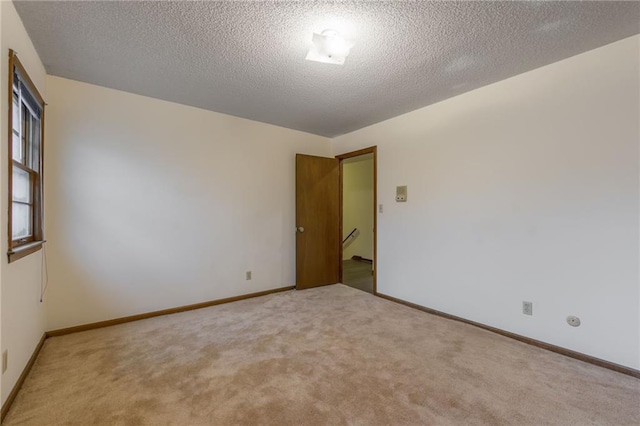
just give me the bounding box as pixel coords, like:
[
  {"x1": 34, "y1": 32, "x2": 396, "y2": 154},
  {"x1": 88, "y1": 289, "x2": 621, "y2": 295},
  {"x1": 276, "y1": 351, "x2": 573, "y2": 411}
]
[{"x1": 396, "y1": 185, "x2": 407, "y2": 202}]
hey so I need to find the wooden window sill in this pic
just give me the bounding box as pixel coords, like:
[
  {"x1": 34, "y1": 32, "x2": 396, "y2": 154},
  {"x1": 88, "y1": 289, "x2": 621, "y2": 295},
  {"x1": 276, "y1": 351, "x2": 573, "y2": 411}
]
[{"x1": 8, "y1": 240, "x2": 44, "y2": 263}]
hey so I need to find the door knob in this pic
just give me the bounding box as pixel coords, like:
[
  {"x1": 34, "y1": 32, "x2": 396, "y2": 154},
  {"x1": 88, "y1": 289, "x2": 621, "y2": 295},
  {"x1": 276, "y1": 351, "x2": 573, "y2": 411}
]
[{"x1": 297, "y1": 226, "x2": 305, "y2": 233}]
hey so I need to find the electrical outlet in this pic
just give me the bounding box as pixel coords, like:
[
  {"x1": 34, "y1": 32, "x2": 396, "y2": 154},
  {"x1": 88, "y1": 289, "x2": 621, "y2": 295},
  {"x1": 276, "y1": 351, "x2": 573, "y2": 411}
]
[
  {"x1": 522, "y1": 301, "x2": 533, "y2": 316},
  {"x1": 2, "y1": 350, "x2": 7, "y2": 374},
  {"x1": 566, "y1": 316, "x2": 581, "y2": 327},
  {"x1": 246, "y1": 271, "x2": 252, "y2": 280}
]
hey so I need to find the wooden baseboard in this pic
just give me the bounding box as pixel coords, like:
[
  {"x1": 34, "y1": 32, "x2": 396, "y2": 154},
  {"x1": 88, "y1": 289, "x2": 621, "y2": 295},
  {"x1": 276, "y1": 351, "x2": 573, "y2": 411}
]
[
  {"x1": 377, "y1": 292, "x2": 640, "y2": 379},
  {"x1": 1, "y1": 333, "x2": 47, "y2": 422},
  {"x1": 47, "y1": 286, "x2": 293, "y2": 338}
]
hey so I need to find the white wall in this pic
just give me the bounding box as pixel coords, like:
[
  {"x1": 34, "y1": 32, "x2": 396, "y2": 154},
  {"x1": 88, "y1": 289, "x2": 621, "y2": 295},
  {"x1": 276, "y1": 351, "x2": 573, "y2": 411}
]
[
  {"x1": 45, "y1": 76, "x2": 331, "y2": 331},
  {"x1": 1, "y1": 0, "x2": 48, "y2": 405},
  {"x1": 333, "y1": 35, "x2": 640, "y2": 369},
  {"x1": 342, "y1": 156, "x2": 373, "y2": 260}
]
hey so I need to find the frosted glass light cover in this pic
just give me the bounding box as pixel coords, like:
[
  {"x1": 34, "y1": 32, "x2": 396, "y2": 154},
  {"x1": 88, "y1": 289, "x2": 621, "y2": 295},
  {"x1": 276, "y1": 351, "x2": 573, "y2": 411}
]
[{"x1": 305, "y1": 30, "x2": 353, "y2": 65}]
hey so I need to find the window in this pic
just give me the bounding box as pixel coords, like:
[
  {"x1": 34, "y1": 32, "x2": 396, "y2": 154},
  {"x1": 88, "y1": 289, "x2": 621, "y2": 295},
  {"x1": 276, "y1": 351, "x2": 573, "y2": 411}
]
[{"x1": 8, "y1": 50, "x2": 45, "y2": 263}]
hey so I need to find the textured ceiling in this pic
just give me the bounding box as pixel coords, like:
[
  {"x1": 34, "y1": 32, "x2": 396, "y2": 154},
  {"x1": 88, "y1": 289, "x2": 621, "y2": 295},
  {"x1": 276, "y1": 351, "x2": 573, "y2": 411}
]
[{"x1": 14, "y1": 1, "x2": 640, "y2": 137}]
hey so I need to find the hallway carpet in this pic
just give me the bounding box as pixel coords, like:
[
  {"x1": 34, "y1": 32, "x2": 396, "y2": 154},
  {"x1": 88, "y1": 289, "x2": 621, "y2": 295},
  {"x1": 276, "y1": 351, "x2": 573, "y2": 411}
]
[{"x1": 5, "y1": 285, "x2": 639, "y2": 425}]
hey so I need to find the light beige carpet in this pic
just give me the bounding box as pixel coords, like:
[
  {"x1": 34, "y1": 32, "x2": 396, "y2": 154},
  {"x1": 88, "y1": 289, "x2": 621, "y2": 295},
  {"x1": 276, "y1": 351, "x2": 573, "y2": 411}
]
[{"x1": 5, "y1": 284, "x2": 640, "y2": 425}]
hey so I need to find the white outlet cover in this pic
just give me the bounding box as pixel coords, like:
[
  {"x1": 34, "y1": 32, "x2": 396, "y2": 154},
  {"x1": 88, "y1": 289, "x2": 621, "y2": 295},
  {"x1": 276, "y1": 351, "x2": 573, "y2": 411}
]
[{"x1": 395, "y1": 186, "x2": 408, "y2": 202}]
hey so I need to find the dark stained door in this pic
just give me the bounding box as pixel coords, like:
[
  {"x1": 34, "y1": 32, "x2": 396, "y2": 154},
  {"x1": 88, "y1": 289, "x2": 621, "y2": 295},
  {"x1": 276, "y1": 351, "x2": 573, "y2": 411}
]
[{"x1": 295, "y1": 154, "x2": 340, "y2": 290}]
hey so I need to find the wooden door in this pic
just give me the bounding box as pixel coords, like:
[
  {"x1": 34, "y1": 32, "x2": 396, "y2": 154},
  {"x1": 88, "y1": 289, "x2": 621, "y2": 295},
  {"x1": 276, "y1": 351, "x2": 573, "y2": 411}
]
[{"x1": 296, "y1": 154, "x2": 340, "y2": 290}]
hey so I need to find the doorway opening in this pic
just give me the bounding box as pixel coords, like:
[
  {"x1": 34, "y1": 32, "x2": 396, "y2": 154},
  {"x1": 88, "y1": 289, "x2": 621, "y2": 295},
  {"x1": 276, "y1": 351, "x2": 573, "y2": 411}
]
[{"x1": 337, "y1": 147, "x2": 377, "y2": 294}]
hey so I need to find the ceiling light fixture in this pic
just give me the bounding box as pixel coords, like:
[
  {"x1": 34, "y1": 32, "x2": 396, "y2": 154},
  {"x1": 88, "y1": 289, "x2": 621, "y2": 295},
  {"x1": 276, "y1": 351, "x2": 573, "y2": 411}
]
[{"x1": 305, "y1": 29, "x2": 353, "y2": 65}]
